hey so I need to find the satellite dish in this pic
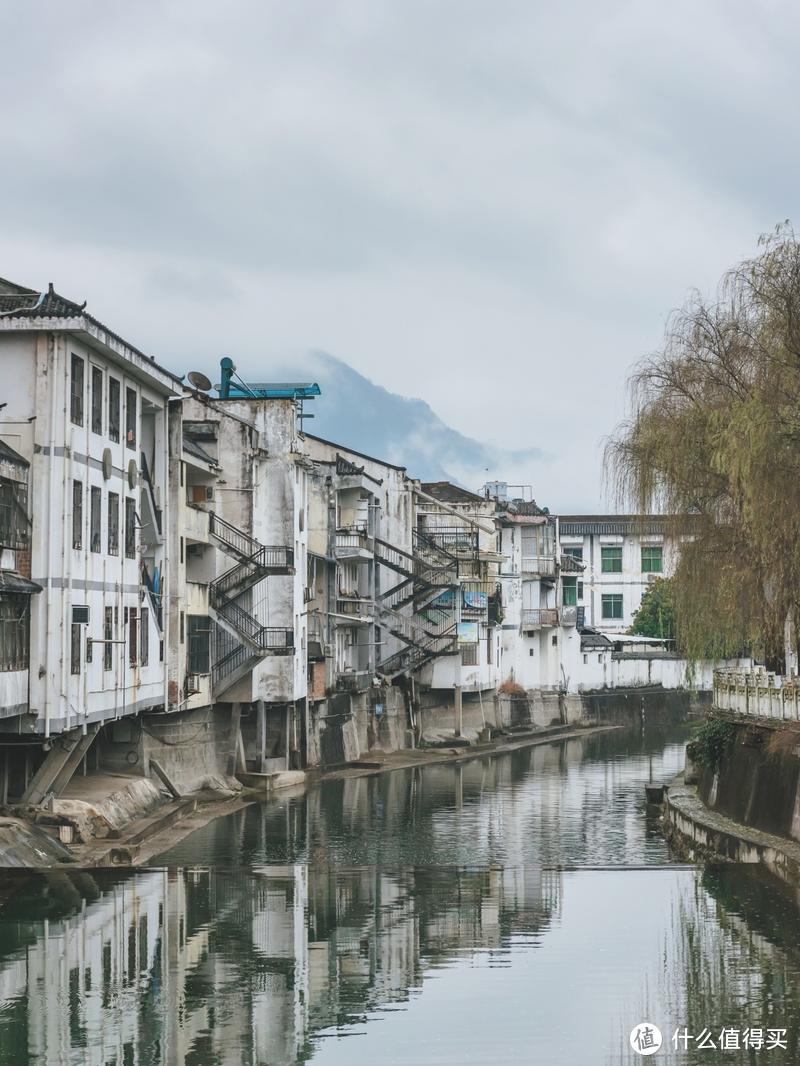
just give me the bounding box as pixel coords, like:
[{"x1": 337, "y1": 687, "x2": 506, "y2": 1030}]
[
  {"x1": 102, "y1": 448, "x2": 112, "y2": 481},
  {"x1": 128, "y1": 459, "x2": 139, "y2": 490},
  {"x1": 187, "y1": 370, "x2": 212, "y2": 392}
]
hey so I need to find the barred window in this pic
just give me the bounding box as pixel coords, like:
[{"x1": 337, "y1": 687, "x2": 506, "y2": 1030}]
[
  {"x1": 460, "y1": 643, "x2": 478, "y2": 666},
  {"x1": 70, "y1": 622, "x2": 81, "y2": 675},
  {"x1": 108, "y1": 492, "x2": 119, "y2": 555},
  {"x1": 0, "y1": 594, "x2": 29, "y2": 671},
  {"x1": 125, "y1": 388, "x2": 137, "y2": 449},
  {"x1": 72, "y1": 480, "x2": 83, "y2": 550},
  {"x1": 104, "y1": 606, "x2": 113, "y2": 671},
  {"x1": 125, "y1": 498, "x2": 136, "y2": 558},
  {"x1": 140, "y1": 607, "x2": 149, "y2": 667},
  {"x1": 70, "y1": 353, "x2": 84, "y2": 426},
  {"x1": 187, "y1": 615, "x2": 210, "y2": 673},
  {"x1": 0, "y1": 478, "x2": 28, "y2": 551},
  {"x1": 108, "y1": 377, "x2": 121, "y2": 442},
  {"x1": 90, "y1": 487, "x2": 101, "y2": 553},
  {"x1": 128, "y1": 606, "x2": 138, "y2": 665},
  {"x1": 91, "y1": 366, "x2": 103, "y2": 435}
]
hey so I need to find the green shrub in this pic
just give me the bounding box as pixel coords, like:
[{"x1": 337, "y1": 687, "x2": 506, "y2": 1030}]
[{"x1": 687, "y1": 718, "x2": 736, "y2": 771}]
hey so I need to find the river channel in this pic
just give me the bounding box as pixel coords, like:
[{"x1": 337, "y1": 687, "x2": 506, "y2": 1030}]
[{"x1": 1, "y1": 718, "x2": 800, "y2": 1064}]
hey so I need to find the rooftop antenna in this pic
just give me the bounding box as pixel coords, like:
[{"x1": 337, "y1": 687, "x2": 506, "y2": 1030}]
[{"x1": 187, "y1": 370, "x2": 212, "y2": 392}]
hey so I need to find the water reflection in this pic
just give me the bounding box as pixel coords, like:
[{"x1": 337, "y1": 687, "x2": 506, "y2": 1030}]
[
  {"x1": 0, "y1": 863, "x2": 561, "y2": 1066},
  {"x1": 4, "y1": 723, "x2": 800, "y2": 1064},
  {"x1": 157, "y1": 722, "x2": 691, "y2": 868}
]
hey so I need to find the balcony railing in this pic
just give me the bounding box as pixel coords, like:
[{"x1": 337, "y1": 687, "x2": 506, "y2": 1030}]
[
  {"x1": 423, "y1": 527, "x2": 479, "y2": 554},
  {"x1": 521, "y1": 608, "x2": 559, "y2": 629},
  {"x1": 334, "y1": 527, "x2": 373, "y2": 554},
  {"x1": 521, "y1": 555, "x2": 557, "y2": 576},
  {"x1": 336, "y1": 597, "x2": 374, "y2": 620}
]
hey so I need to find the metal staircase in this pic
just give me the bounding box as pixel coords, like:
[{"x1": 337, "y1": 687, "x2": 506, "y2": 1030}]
[
  {"x1": 207, "y1": 512, "x2": 295, "y2": 696},
  {"x1": 372, "y1": 531, "x2": 466, "y2": 679}
]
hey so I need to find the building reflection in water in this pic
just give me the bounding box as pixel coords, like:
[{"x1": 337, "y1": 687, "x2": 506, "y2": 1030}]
[{"x1": 0, "y1": 863, "x2": 561, "y2": 1065}]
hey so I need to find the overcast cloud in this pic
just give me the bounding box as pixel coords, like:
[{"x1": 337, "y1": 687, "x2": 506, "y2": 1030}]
[{"x1": 2, "y1": 0, "x2": 797, "y2": 508}]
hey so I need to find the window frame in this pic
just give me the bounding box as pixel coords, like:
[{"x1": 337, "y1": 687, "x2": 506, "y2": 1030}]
[
  {"x1": 72, "y1": 480, "x2": 83, "y2": 550},
  {"x1": 108, "y1": 377, "x2": 121, "y2": 443},
  {"x1": 187, "y1": 615, "x2": 211, "y2": 674},
  {"x1": 70, "y1": 353, "x2": 84, "y2": 427},
  {"x1": 601, "y1": 545, "x2": 623, "y2": 573},
  {"x1": 140, "y1": 607, "x2": 149, "y2": 667},
  {"x1": 104, "y1": 606, "x2": 114, "y2": 671},
  {"x1": 125, "y1": 387, "x2": 137, "y2": 450},
  {"x1": 562, "y1": 577, "x2": 578, "y2": 607},
  {"x1": 601, "y1": 593, "x2": 624, "y2": 620},
  {"x1": 90, "y1": 486, "x2": 102, "y2": 554},
  {"x1": 108, "y1": 492, "x2": 119, "y2": 555},
  {"x1": 70, "y1": 621, "x2": 81, "y2": 675},
  {"x1": 91, "y1": 365, "x2": 103, "y2": 435},
  {"x1": 124, "y1": 497, "x2": 136, "y2": 559},
  {"x1": 641, "y1": 545, "x2": 663, "y2": 574},
  {"x1": 0, "y1": 593, "x2": 30, "y2": 672},
  {"x1": 128, "y1": 606, "x2": 138, "y2": 666}
]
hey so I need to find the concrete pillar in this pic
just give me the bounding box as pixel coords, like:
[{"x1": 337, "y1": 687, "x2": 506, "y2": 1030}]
[
  {"x1": 285, "y1": 703, "x2": 291, "y2": 770},
  {"x1": 257, "y1": 700, "x2": 267, "y2": 773}
]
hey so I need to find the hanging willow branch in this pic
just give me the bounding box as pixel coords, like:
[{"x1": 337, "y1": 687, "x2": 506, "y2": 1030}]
[{"x1": 606, "y1": 223, "x2": 800, "y2": 664}]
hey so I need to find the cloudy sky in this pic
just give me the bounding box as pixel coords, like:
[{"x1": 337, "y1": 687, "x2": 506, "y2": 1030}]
[{"x1": 2, "y1": 1, "x2": 796, "y2": 509}]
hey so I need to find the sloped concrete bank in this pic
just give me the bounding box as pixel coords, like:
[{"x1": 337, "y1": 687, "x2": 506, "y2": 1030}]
[{"x1": 664, "y1": 778, "x2": 800, "y2": 885}]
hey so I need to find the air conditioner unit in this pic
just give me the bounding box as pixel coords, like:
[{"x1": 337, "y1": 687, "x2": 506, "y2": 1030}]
[
  {"x1": 204, "y1": 486, "x2": 215, "y2": 501},
  {"x1": 185, "y1": 674, "x2": 201, "y2": 695},
  {"x1": 323, "y1": 643, "x2": 334, "y2": 657}
]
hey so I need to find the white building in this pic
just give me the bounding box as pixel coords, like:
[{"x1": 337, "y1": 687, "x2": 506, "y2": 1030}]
[
  {"x1": 0, "y1": 279, "x2": 180, "y2": 799},
  {"x1": 556, "y1": 515, "x2": 677, "y2": 634}
]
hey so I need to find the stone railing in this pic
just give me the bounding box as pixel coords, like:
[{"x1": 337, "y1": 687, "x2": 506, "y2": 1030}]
[{"x1": 713, "y1": 668, "x2": 800, "y2": 721}]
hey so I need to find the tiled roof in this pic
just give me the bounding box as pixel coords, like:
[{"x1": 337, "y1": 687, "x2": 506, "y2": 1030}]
[
  {"x1": 0, "y1": 440, "x2": 28, "y2": 467},
  {"x1": 421, "y1": 481, "x2": 486, "y2": 505},
  {"x1": 558, "y1": 515, "x2": 668, "y2": 536},
  {"x1": 0, "y1": 279, "x2": 86, "y2": 319},
  {"x1": 0, "y1": 571, "x2": 41, "y2": 594}
]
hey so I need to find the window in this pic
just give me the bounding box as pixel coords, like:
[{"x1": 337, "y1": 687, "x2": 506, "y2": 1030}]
[
  {"x1": 601, "y1": 546, "x2": 622, "y2": 573},
  {"x1": 0, "y1": 477, "x2": 28, "y2": 551},
  {"x1": 179, "y1": 612, "x2": 185, "y2": 644},
  {"x1": 461, "y1": 643, "x2": 478, "y2": 666},
  {"x1": 187, "y1": 615, "x2": 210, "y2": 673},
  {"x1": 70, "y1": 354, "x2": 84, "y2": 426},
  {"x1": 125, "y1": 388, "x2": 137, "y2": 449},
  {"x1": 641, "y1": 545, "x2": 663, "y2": 573},
  {"x1": 602, "y1": 593, "x2": 624, "y2": 620},
  {"x1": 140, "y1": 607, "x2": 149, "y2": 667},
  {"x1": 562, "y1": 577, "x2": 577, "y2": 607},
  {"x1": 128, "y1": 606, "x2": 138, "y2": 665},
  {"x1": 0, "y1": 594, "x2": 29, "y2": 671},
  {"x1": 70, "y1": 622, "x2": 81, "y2": 675},
  {"x1": 90, "y1": 487, "x2": 101, "y2": 553},
  {"x1": 563, "y1": 546, "x2": 583, "y2": 562},
  {"x1": 108, "y1": 492, "x2": 119, "y2": 555},
  {"x1": 91, "y1": 366, "x2": 103, "y2": 434},
  {"x1": 108, "y1": 378, "x2": 121, "y2": 442},
  {"x1": 72, "y1": 480, "x2": 83, "y2": 550},
  {"x1": 124, "y1": 498, "x2": 136, "y2": 558},
  {"x1": 104, "y1": 606, "x2": 113, "y2": 671},
  {"x1": 487, "y1": 627, "x2": 493, "y2": 664},
  {"x1": 577, "y1": 580, "x2": 584, "y2": 601}
]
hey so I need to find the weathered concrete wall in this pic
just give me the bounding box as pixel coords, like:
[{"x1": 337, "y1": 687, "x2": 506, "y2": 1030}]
[
  {"x1": 306, "y1": 687, "x2": 408, "y2": 767},
  {"x1": 696, "y1": 720, "x2": 800, "y2": 844},
  {"x1": 98, "y1": 705, "x2": 235, "y2": 794}
]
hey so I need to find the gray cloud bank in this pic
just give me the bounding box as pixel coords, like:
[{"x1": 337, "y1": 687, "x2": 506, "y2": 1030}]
[{"x1": 2, "y1": 1, "x2": 798, "y2": 508}]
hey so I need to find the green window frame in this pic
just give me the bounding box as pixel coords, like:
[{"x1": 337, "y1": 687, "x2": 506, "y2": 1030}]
[
  {"x1": 601, "y1": 594, "x2": 623, "y2": 620},
  {"x1": 562, "y1": 577, "x2": 578, "y2": 607},
  {"x1": 562, "y1": 546, "x2": 583, "y2": 563},
  {"x1": 601, "y1": 546, "x2": 622, "y2": 573},
  {"x1": 641, "y1": 545, "x2": 663, "y2": 573}
]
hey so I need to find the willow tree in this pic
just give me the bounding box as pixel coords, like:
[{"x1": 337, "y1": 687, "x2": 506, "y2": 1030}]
[{"x1": 607, "y1": 225, "x2": 800, "y2": 670}]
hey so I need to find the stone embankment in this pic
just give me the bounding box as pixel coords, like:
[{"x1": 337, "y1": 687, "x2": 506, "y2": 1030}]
[{"x1": 663, "y1": 712, "x2": 800, "y2": 885}]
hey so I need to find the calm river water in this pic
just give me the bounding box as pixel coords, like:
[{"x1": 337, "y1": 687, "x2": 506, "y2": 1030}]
[{"x1": 2, "y1": 719, "x2": 800, "y2": 1064}]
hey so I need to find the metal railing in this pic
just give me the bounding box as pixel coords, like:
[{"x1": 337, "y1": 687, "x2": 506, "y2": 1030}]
[
  {"x1": 336, "y1": 597, "x2": 375, "y2": 619},
  {"x1": 521, "y1": 554, "x2": 557, "y2": 576},
  {"x1": 521, "y1": 608, "x2": 559, "y2": 628},
  {"x1": 714, "y1": 669, "x2": 800, "y2": 721},
  {"x1": 212, "y1": 545, "x2": 294, "y2": 598},
  {"x1": 208, "y1": 512, "x2": 261, "y2": 558},
  {"x1": 421, "y1": 528, "x2": 479, "y2": 554},
  {"x1": 334, "y1": 528, "x2": 373, "y2": 552}
]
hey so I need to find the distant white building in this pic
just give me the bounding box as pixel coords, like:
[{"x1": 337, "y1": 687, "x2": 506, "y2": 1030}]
[{"x1": 556, "y1": 515, "x2": 677, "y2": 635}]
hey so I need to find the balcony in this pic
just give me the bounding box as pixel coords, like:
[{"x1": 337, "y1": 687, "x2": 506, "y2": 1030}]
[
  {"x1": 521, "y1": 608, "x2": 559, "y2": 630},
  {"x1": 334, "y1": 526, "x2": 373, "y2": 563},
  {"x1": 335, "y1": 669, "x2": 373, "y2": 693},
  {"x1": 424, "y1": 527, "x2": 479, "y2": 554},
  {"x1": 521, "y1": 555, "x2": 557, "y2": 578},
  {"x1": 335, "y1": 597, "x2": 374, "y2": 625}
]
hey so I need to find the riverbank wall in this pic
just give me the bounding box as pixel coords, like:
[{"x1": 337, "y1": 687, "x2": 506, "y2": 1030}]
[{"x1": 663, "y1": 713, "x2": 800, "y2": 883}]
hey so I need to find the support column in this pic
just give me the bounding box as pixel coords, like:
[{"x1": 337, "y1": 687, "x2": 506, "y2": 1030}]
[
  {"x1": 454, "y1": 657, "x2": 463, "y2": 738},
  {"x1": 257, "y1": 700, "x2": 267, "y2": 773},
  {"x1": 285, "y1": 703, "x2": 291, "y2": 770}
]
